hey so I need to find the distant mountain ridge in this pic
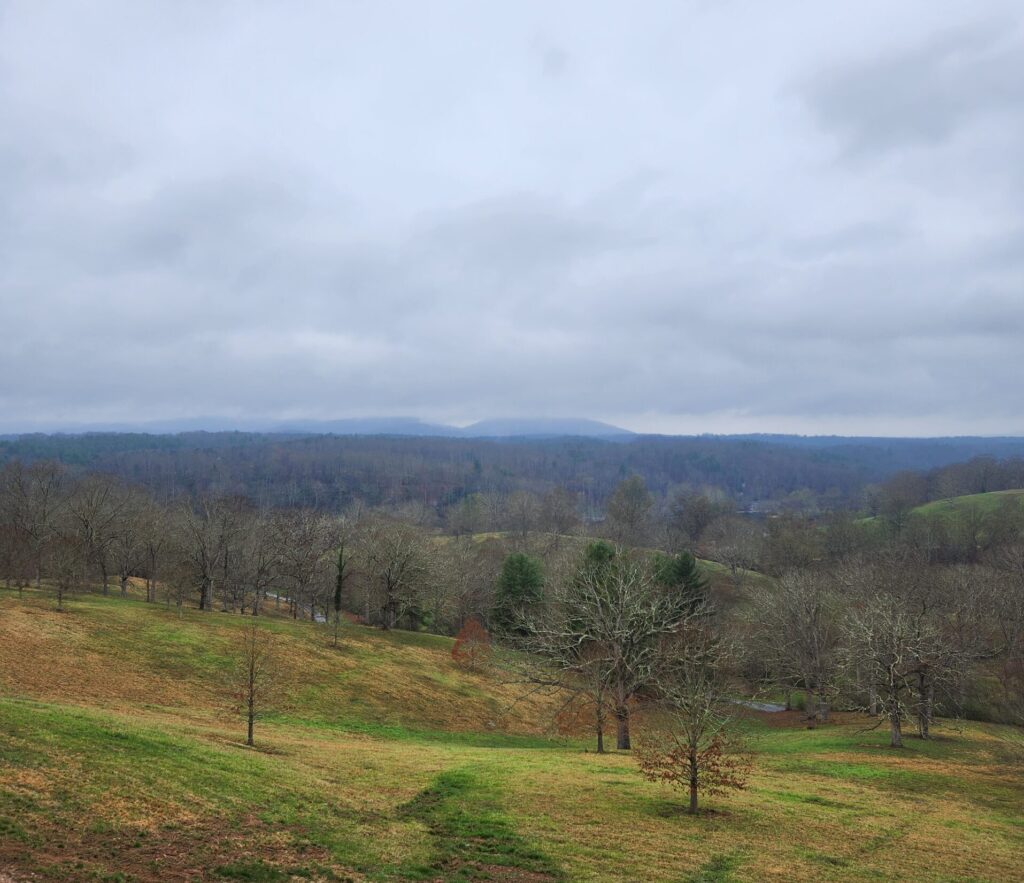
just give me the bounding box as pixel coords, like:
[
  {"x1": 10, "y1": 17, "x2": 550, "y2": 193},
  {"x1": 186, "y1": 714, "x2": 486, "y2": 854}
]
[{"x1": 1, "y1": 416, "x2": 635, "y2": 439}]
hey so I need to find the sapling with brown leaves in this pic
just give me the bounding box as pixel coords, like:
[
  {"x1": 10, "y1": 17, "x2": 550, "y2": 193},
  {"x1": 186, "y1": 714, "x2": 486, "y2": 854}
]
[{"x1": 636, "y1": 626, "x2": 750, "y2": 814}]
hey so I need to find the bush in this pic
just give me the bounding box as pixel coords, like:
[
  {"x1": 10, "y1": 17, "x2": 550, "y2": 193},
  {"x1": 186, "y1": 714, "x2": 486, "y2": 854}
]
[{"x1": 451, "y1": 618, "x2": 492, "y2": 671}]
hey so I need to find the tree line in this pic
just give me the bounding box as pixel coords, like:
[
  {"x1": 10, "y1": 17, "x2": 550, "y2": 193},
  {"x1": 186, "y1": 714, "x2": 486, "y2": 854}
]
[{"x1": 6, "y1": 432, "x2": 1024, "y2": 516}]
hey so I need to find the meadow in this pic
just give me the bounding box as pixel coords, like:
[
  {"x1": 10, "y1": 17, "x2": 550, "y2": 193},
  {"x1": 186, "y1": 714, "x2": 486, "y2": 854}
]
[{"x1": 0, "y1": 589, "x2": 1022, "y2": 882}]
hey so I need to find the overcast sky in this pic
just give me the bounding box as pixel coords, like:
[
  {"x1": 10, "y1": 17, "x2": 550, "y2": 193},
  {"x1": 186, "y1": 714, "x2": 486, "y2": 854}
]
[{"x1": 2, "y1": 1, "x2": 1023, "y2": 435}]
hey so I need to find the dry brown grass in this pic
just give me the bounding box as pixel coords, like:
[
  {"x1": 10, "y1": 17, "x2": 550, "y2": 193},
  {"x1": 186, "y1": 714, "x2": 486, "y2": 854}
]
[{"x1": 1, "y1": 588, "x2": 1022, "y2": 881}]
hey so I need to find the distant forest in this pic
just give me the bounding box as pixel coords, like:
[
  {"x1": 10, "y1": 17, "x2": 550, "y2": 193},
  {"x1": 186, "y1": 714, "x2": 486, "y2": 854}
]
[{"x1": 3, "y1": 431, "x2": 1024, "y2": 515}]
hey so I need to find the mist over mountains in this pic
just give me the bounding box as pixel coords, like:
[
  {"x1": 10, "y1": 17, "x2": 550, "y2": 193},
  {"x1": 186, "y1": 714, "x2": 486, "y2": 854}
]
[{"x1": 1, "y1": 416, "x2": 636, "y2": 439}]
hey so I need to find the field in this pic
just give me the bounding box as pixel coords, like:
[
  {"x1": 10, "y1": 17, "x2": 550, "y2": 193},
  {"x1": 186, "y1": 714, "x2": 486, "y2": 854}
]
[
  {"x1": 912, "y1": 489, "x2": 1024, "y2": 519},
  {"x1": 1, "y1": 589, "x2": 1023, "y2": 882}
]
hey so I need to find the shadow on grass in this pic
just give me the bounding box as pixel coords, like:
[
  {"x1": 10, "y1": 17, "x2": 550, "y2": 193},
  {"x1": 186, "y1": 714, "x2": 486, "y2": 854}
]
[{"x1": 684, "y1": 850, "x2": 746, "y2": 882}]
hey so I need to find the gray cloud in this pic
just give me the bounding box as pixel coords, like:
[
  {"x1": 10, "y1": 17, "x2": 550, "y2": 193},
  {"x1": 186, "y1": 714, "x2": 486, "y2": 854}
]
[
  {"x1": 1, "y1": 1, "x2": 1023, "y2": 435},
  {"x1": 801, "y1": 20, "x2": 1024, "y2": 157}
]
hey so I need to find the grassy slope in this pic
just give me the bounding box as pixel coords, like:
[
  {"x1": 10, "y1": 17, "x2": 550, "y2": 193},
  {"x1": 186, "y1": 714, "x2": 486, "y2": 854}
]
[
  {"x1": 1, "y1": 590, "x2": 1023, "y2": 882},
  {"x1": 912, "y1": 488, "x2": 1024, "y2": 519},
  {"x1": 859, "y1": 489, "x2": 1024, "y2": 527}
]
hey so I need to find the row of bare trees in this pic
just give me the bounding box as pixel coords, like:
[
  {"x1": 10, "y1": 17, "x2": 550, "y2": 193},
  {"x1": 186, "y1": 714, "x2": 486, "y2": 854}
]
[
  {"x1": 747, "y1": 551, "x2": 1024, "y2": 744},
  {"x1": 0, "y1": 462, "x2": 504, "y2": 631}
]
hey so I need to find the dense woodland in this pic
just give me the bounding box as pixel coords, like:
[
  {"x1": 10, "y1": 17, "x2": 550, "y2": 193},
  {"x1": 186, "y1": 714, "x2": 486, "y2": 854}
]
[{"x1": 4, "y1": 431, "x2": 1024, "y2": 514}]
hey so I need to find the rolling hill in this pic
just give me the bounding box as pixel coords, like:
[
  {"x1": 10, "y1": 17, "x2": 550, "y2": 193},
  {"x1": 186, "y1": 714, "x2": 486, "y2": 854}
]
[{"x1": 1, "y1": 588, "x2": 1022, "y2": 881}]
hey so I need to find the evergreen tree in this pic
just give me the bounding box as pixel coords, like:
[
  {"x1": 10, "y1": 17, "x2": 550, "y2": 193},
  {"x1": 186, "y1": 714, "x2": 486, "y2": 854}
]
[
  {"x1": 492, "y1": 552, "x2": 544, "y2": 634},
  {"x1": 653, "y1": 551, "x2": 709, "y2": 614}
]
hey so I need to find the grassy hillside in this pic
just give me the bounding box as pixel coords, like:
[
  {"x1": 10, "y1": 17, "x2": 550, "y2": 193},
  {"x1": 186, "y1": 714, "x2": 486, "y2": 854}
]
[
  {"x1": 1, "y1": 589, "x2": 1023, "y2": 881},
  {"x1": 912, "y1": 488, "x2": 1024, "y2": 519}
]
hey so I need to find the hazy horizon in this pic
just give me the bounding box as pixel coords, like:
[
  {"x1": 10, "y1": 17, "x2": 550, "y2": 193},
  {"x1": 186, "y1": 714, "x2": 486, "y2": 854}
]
[{"x1": 2, "y1": 1, "x2": 1023, "y2": 436}]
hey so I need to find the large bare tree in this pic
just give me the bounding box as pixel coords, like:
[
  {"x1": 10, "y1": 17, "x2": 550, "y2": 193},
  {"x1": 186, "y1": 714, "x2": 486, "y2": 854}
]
[
  {"x1": 516, "y1": 543, "x2": 703, "y2": 751},
  {"x1": 357, "y1": 516, "x2": 433, "y2": 630},
  {"x1": 749, "y1": 571, "x2": 842, "y2": 724},
  {"x1": 1, "y1": 461, "x2": 67, "y2": 588}
]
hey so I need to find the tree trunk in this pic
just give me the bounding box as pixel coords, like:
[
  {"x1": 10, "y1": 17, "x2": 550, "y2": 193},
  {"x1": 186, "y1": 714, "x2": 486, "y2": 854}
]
[
  {"x1": 917, "y1": 680, "x2": 934, "y2": 739},
  {"x1": 805, "y1": 690, "x2": 817, "y2": 729},
  {"x1": 868, "y1": 687, "x2": 878, "y2": 717},
  {"x1": 889, "y1": 708, "x2": 903, "y2": 748},
  {"x1": 784, "y1": 689, "x2": 792, "y2": 711},
  {"x1": 247, "y1": 709, "x2": 255, "y2": 747},
  {"x1": 615, "y1": 705, "x2": 630, "y2": 750},
  {"x1": 817, "y1": 690, "x2": 830, "y2": 722},
  {"x1": 688, "y1": 745, "x2": 699, "y2": 814}
]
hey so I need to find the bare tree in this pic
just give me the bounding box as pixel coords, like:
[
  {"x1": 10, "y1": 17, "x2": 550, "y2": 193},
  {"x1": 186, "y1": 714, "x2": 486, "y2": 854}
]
[
  {"x1": 231, "y1": 510, "x2": 284, "y2": 616},
  {"x1": 276, "y1": 510, "x2": 337, "y2": 621},
  {"x1": 703, "y1": 516, "x2": 761, "y2": 589},
  {"x1": 666, "y1": 491, "x2": 729, "y2": 551},
  {"x1": 843, "y1": 596, "x2": 937, "y2": 747},
  {"x1": 1, "y1": 461, "x2": 67, "y2": 588},
  {"x1": 539, "y1": 487, "x2": 580, "y2": 537},
  {"x1": 605, "y1": 476, "x2": 653, "y2": 547},
  {"x1": 504, "y1": 491, "x2": 541, "y2": 548},
  {"x1": 46, "y1": 531, "x2": 89, "y2": 611},
  {"x1": 233, "y1": 620, "x2": 278, "y2": 747},
  {"x1": 515, "y1": 543, "x2": 701, "y2": 751},
  {"x1": 109, "y1": 488, "x2": 152, "y2": 598},
  {"x1": 142, "y1": 502, "x2": 170, "y2": 604},
  {"x1": 68, "y1": 473, "x2": 128, "y2": 594},
  {"x1": 331, "y1": 537, "x2": 351, "y2": 646},
  {"x1": 749, "y1": 571, "x2": 841, "y2": 724},
  {"x1": 357, "y1": 516, "x2": 433, "y2": 630},
  {"x1": 178, "y1": 498, "x2": 236, "y2": 611},
  {"x1": 986, "y1": 545, "x2": 1024, "y2": 723}
]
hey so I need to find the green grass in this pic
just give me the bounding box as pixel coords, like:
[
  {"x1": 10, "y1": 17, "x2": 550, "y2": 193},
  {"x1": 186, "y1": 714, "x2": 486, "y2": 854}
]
[
  {"x1": 912, "y1": 488, "x2": 1024, "y2": 518},
  {"x1": 397, "y1": 768, "x2": 563, "y2": 880},
  {"x1": 1, "y1": 588, "x2": 1024, "y2": 881}
]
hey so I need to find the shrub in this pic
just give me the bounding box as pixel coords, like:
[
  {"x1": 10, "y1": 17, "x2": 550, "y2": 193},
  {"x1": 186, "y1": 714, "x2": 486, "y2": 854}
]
[{"x1": 451, "y1": 618, "x2": 492, "y2": 671}]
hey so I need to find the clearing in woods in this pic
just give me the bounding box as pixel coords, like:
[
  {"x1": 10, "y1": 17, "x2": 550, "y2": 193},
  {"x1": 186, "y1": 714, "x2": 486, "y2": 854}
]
[{"x1": 0, "y1": 588, "x2": 1022, "y2": 881}]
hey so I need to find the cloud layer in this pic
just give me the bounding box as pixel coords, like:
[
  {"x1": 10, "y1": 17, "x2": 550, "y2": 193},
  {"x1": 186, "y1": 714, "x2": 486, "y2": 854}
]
[{"x1": 2, "y1": 1, "x2": 1023, "y2": 434}]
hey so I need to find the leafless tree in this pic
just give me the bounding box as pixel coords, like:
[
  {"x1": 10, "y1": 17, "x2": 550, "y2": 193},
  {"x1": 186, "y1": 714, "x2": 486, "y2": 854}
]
[
  {"x1": 276, "y1": 510, "x2": 337, "y2": 620},
  {"x1": 703, "y1": 516, "x2": 761, "y2": 588},
  {"x1": 233, "y1": 619, "x2": 278, "y2": 747},
  {"x1": 178, "y1": 498, "x2": 236, "y2": 611},
  {"x1": 1, "y1": 461, "x2": 67, "y2": 587},
  {"x1": 141, "y1": 501, "x2": 170, "y2": 604},
  {"x1": 108, "y1": 488, "x2": 152, "y2": 598},
  {"x1": 68, "y1": 473, "x2": 128, "y2": 594},
  {"x1": 539, "y1": 487, "x2": 580, "y2": 537},
  {"x1": 666, "y1": 491, "x2": 729, "y2": 551},
  {"x1": 515, "y1": 544, "x2": 701, "y2": 751},
  {"x1": 233, "y1": 510, "x2": 284, "y2": 615},
  {"x1": 46, "y1": 531, "x2": 89, "y2": 611},
  {"x1": 748, "y1": 571, "x2": 842, "y2": 724},
  {"x1": 843, "y1": 595, "x2": 943, "y2": 747},
  {"x1": 505, "y1": 491, "x2": 541, "y2": 548},
  {"x1": 605, "y1": 476, "x2": 653, "y2": 547},
  {"x1": 989, "y1": 545, "x2": 1024, "y2": 723},
  {"x1": 357, "y1": 516, "x2": 433, "y2": 629}
]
